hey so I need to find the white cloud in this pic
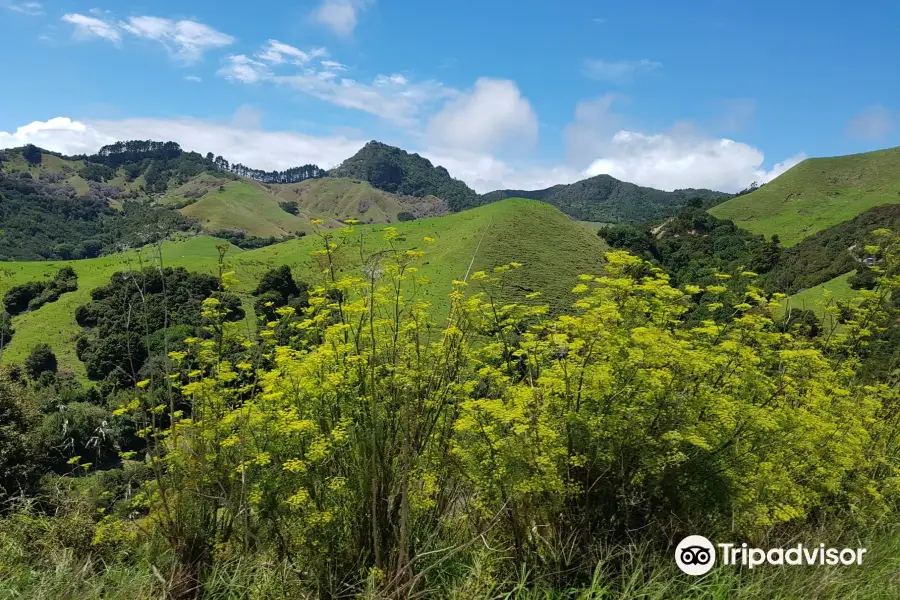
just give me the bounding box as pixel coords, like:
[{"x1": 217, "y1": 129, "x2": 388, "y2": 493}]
[
  {"x1": 121, "y1": 16, "x2": 234, "y2": 63},
  {"x1": 847, "y1": 105, "x2": 895, "y2": 140},
  {"x1": 426, "y1": 78, "x2": 538, "y2": 153},
  {"x1": 0, "y1": 117, "x2": 366, "y2": 171},
  {"x1": 583, "y1": 59, "x2": 662, "y2": 83},
  {"x1": 4, "y1": 2, "x2": 44, "y2": 16},
  {"x1": 62, "y1": 13, "x2": 122, "y2": 44},
  {"x1": 184, "y1": 75, "x2": 202, "y2": 82},
  {"x1": 421, "y1": 147, "x2": 582, "y2": 194},
  {"x1": 313, "y1": 0, "x2": 371, "y2": 36},
  {"x1": 321, "y1": 60, "x2": 347, "y2": 71},
  {"x1": 257, "y1": 40, "x2": 327, "y2": 65},
  {"x1": 218, "y1": 55, "x2": 271, "y2": 83},
  {"x1": 584, "y1": 129, "x2": 806, "y2": 192}
]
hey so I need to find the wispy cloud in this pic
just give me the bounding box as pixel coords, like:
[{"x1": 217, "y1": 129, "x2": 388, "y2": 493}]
[
  {"x1": 582, "y1": 58, "x2": 662, "y2": 83},
  {"x1": 218, "y1": 54, "x2": 271, "y2": 84},
  {"x1": 60, "y1": 11, "x2": 234, "y2": 63},
  {"x1": 184, "y1": 75, "x2": 202, "y2": 82},
  {"x1": 220, "y1": 41, "x2": 453, "y2": 128},
  {"x1": 4, "y1": 1, "x2": 43, "y2": 16},
  {"x1": 62, "y1": 13, "x2": 122, "y2": 44},
  {"x1": 121, "y1": 16, "x2": 234, "y2": 63},
  {"x1": 256, "y1": 40, "x2": 327, "y2": 65}
]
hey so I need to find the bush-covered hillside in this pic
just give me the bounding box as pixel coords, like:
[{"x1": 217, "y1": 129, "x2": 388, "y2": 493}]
[
  {"x1": 328, "y1": 141, "x2": 482, "y2": 212},
  {"x1": 486, "y1": 175, "x2": 730, "y2": 224},
  {"x1": 0, "y1": 171, "x2": 197, "y2": 261}
]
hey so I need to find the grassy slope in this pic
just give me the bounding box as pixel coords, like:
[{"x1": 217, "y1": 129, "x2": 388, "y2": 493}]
[
  {"x1": 0, "y1": 199, "x2": 608, "y2": 375},
  {"x1": 241, "y1": 198, "x2": 609, "y2": 316},
  {"x1": 711, "y1": 146, "x2": 900, "y2": 246},
  {"x1": 169, "y1": 179, "x2": 341, "y2": 237},
  {"x1": 271, "y1": 177, "x2": 449, "y2": 224}
]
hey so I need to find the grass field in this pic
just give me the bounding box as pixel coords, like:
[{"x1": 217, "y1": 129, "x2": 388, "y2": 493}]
[
  {"x1": 711, "y1": 146, "x2": 900, "y2": 246},
  {"x1": 0, "y1": 199, "x2": 609, "y2": 376}
]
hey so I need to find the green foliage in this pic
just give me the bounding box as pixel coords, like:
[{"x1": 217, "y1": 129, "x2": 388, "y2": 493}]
[
  {"x1": 599, "y1": 206, "x2": 779, "y2": 288},
  {"x1": 31, "y1": 402, "x2": 120, "y2": 473},
  {"x1": 329, "y1": 141, "x2": 481, "y2": 212},
  {"x1": 849, "y1": 266, "x2": 879, "y2": 290},
  {"x1": 21, "y1": 144, "x2": 42, "y2": 165},
  {"x1": 75, "y1": 266, "x2": 231, "y2": 382},
  {"x1": 0, "y1": 311, "x2": 13, "y2": 351},
  {"x1": 0, "y1": 374, "x2": 39, "y2": 502},
  {"x1": 211, "y1": 229, "x2": 286, "y2": 249},
  {"x1": 397, "y1": 210, "x2": 415, "y2": 221},
  {"x1": 252, "y1": 265, "x2": 308, "y2": 323},
  {"x1": 78, "y1": 163, "x2": 116, "y2": 183},
  {"x1": 24, "y1": 344, "x2": 57, "y2": 380},
  {"x1": 485, "y1": 176, "x2": 729, "y2": 224}
]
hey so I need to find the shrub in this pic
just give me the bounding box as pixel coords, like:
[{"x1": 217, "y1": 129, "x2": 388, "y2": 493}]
[
  {"x1": 22, "y1": 144, "x2": 42, "y2": 165},
  {"x1": 849, "y1": 266, "x2": 879, "y2": 290},
  {"x1": 397, "y1": 211, "x2": 415, "y2": 222},
  {"x1": 279, "y1": 200, "x2": 299, "y2": 215},
  {"x1": 25, "y1": 344, "x2": 57, "y2": 380}
]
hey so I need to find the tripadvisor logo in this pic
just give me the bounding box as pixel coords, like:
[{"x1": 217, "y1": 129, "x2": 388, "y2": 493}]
[
  {"x1": 676, "y1": 535, "x2": 716, "y2": 575},
  {"x1": 675, "y1": 535, "x2": 867, "y2": 576}
]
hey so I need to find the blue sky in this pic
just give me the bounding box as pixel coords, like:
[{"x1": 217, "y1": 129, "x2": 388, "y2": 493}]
[{"x1": 0, "y1": 0, "x2": 897, "y2": 192}]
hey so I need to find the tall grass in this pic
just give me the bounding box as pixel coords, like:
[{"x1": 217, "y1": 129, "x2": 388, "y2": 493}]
[{"x1": 3, "y1": 525, "x2": 899, "y2": 599}]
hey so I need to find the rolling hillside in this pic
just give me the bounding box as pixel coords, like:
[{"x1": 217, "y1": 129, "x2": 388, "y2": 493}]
[
  {"x1": 161, "y1": 176, "x2": 343, "y2": 237},
  {"x1": 0, "y1": 199, "x2": 608, "y2": 375},
  {"x1": 710, "y1": 146, "x2": 900, "y2": 246}
]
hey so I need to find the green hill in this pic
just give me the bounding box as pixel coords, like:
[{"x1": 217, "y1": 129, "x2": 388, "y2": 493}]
[
  {"x1": 483, "y1": 175, "x2": 730, "y2": 224},
  {"x1": 272, "y1": 177, "x2": 451, "y2": 223},
  {"x1": 0, "y1": 199, "x2": 608, "y2": 376},
  {"x1": 328, "y1": 141, "x2": 481, "y2": 212},
  {"x1": 710, "y1": 146, "x2": 900, "y2": 246},
  {"x1": 162, "y1": 177, "x2": 343, "y2": 237}
]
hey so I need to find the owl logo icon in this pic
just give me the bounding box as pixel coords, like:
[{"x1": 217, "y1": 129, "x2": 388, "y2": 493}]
[{"x1": 675, "y1": 535, "x2": 716, "y2": 575}]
